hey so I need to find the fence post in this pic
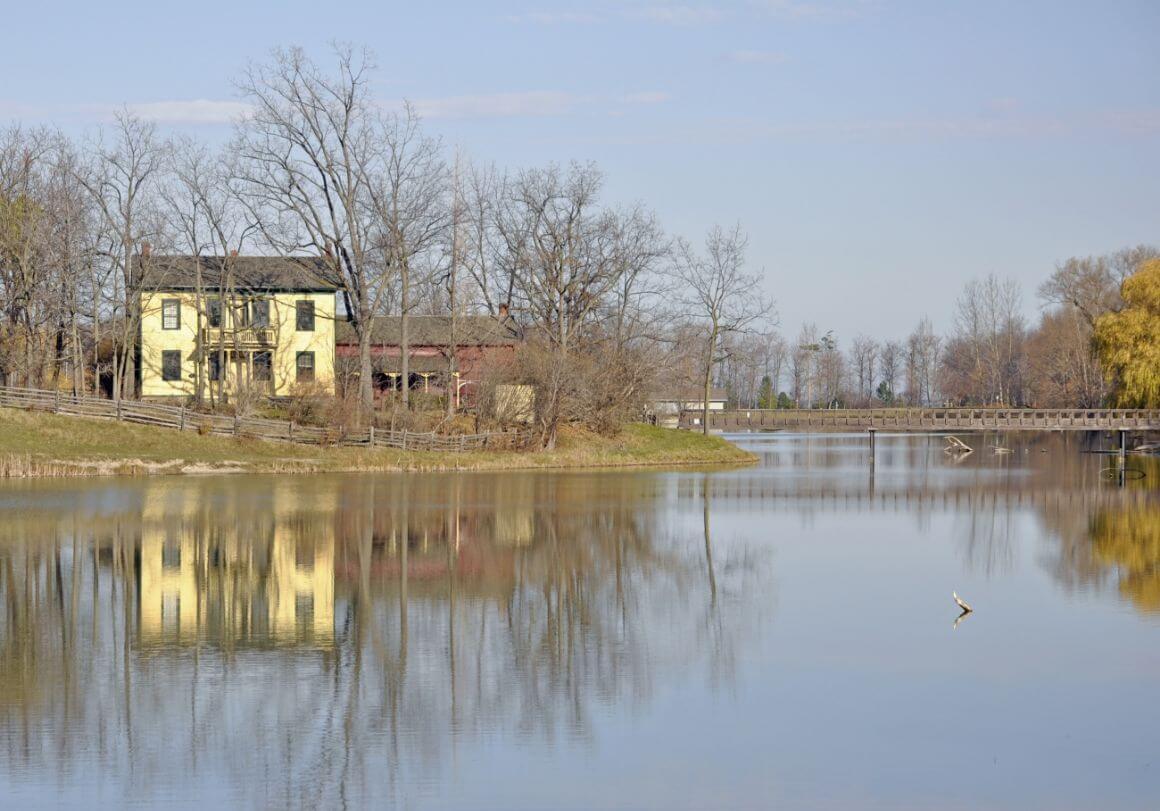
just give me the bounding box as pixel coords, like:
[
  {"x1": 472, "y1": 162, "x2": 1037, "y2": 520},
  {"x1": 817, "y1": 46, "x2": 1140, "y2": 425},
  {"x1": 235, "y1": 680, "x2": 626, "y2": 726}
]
[
  {"x1": 179, "y1": 405, "x2": 185, "y2": 431},
  {"x1": 116, "y1": 398, "x2": 123, "y2": 422},
  {"x1": 288, "y1": 421, "x2": 294, "y2": 440},
  {"x1": 54, "y1": 390, "x2": 60, "y2": 413},
  {"x1": 369, "y1": 425, "x2": 375, "y2": 447},
  {"x1": 233, "y1": 412, "x2": 240, "y2": 437},
  {"x1": 402, "y1": 428, "x2": 407, "y2": 451}
]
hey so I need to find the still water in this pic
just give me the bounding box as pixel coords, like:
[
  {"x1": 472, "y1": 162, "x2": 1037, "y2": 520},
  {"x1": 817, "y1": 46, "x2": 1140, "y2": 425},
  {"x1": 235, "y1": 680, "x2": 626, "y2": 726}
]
[{"x1": 0, "y1": 432, "x2": 1157, "y2": 810}]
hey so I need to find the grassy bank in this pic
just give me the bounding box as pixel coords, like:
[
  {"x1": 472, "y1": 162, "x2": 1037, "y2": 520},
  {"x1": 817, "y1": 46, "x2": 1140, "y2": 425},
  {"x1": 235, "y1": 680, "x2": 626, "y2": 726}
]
[{"x1": 0, "y1": 407, "x2": 755, "y2": 478}]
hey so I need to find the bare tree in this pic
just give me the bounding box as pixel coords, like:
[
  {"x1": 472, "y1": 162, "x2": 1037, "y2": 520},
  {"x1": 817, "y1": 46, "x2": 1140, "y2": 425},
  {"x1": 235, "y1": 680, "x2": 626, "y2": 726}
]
[
  {"x1": 791, "y1": 323, "x2": 819, "y2": 407},
  {"x1": 443, "y1": 150, "x2": 465, "y2": 417},
  {"x1": 233, "y1": 44, "x2": 388, "y2": 414},
  {"x1": 943, "y1": 275, "x2": 1025, "y2": 405},
  {"x1": 905, "y1": 317, "x2": 940, "y2": 406},
  {"x1": 719, "y1": 331, "x2": 767, "y2": 407},
  {"x1": 753, "y1": 331, "x2": 788, "y2": 404},
  {"x1": 815, "y1": 330, "x2": 844, "y2": 407},
  {"x1": 161, "y1": 139, "x2": 257, "y2": 405},
  {"x1": 608, "y1": 206, "x2": 669, "y2": 353},
  {"x1": 1025, "y1": 307, "x2": 1106, "y2": 407},
  {"x1": 496, "y1": 164, "x2": 626, "y2": 445},
  {"x1": 1031, "y1": 245, "x2": 1158, "y2": 407},
  {"x1": 76, "y1": 112, "x2": 168, "y2": 399},
  {"x1": 877, "y1": 339, "x2": 903, "y2": 404},
  {"x1": 460, "y1": 162, "x2": 513, "y2": 317},
  {"x1": 366, "y1": 106, "x2": 448, "y2": 410},
  {"x1": 0, "y1": 126, "x2": 55, "y2": 388},
  {"x1": 849, "y1": 335, "x2": 878, "y2": 407},
  {"x1": 45, "y1": 139, "x2": 101, "y2": 396},
  {"x1": 1040, "y1": 245, "x2": 1159, "y2": 327},
  {"x1": 672, "y1": 224, "x2": 771, "y2": 434}
]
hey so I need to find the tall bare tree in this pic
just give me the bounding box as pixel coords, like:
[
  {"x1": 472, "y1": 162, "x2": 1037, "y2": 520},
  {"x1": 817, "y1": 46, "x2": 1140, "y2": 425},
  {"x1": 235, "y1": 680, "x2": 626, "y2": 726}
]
[
  {"x1": 497, "y1": 163, "x2": 628, "y2": 445},
  {"x1": 942, "y1": 275, "x2": 1025, "y2": 405},
  {"x1": 0, "y1": 126, "x2": 54, "y2": 388},
  {"x1": 161, "y1": 139, "x2": 257, "y2": 405},
  {"x1": 905, "y1": 317, "x2": 940, "y2": 406},
  {"x1": 1040, "y1": 245, "x2": 1159, "y2": 327},
  {"x1": 77, "y1": 111, "x2": 167, "y2": 400},
  {"x1": 877, "y1": 339, "x2": 903, "y2": 404},
  {"x1": 234, "y1": 44, "x2": 389, "y2": 413},
  {"x1": 849, "y1": 335, "x2": 878, "y2": 407},
  {"x1": 44, "y1": 138, "x2": 99, "y2": 395},
  {"x1": 791, "y1": 323, "x2": 819, "y2": 408},
  {"x1": 366, "y1": 105, "x2": 448, "y2": 409},
  {"x1": 673, "y1": 224, "x2": 771, "y2": 434},
  {"x1": 460, "y1": 162, "x2": 513, "y2": 317}
]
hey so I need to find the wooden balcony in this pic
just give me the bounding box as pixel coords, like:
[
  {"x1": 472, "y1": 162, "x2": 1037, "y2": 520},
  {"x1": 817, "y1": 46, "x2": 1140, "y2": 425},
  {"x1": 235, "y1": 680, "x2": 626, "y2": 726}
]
[{"x1": 200, "y1": 326, "x2": 276, "y2": 349}]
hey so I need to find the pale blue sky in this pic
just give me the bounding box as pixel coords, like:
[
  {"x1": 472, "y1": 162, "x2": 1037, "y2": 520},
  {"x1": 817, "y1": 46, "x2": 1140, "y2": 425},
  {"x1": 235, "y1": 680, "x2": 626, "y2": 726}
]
[{"x1": 3, "y1": 0, "x2": 1158, "y2": 342}]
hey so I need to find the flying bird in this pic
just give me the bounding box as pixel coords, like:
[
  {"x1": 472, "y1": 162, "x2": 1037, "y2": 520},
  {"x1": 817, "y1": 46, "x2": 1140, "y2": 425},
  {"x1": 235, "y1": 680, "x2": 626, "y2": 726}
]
[{"x1": 953, "y1": 591, "x2": 973, "y2": 613}]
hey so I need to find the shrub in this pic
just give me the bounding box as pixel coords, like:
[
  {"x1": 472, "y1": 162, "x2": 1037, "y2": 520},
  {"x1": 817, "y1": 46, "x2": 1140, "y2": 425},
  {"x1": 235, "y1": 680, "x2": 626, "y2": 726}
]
[{"x1": 286, "y1": 382, "x2": 334, "y2": 425}]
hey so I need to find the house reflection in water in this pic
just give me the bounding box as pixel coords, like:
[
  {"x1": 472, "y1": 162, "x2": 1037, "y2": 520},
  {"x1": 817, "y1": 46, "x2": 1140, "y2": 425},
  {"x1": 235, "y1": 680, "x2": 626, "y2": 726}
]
[
  {"x1": 137, "y1": 480, "x2": 336, "y2": 649},
  {"x1": 133, "y1": 475, "x2": 541, "y2": 650}
]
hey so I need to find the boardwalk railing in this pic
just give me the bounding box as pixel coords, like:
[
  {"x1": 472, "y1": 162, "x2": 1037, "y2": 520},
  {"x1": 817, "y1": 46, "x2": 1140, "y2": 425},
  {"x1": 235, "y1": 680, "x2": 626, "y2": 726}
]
[
  {"x1": 0, "y1": 386, "x2": 534, "y2": 452},
  {"x1": 682, "y1": 407, "x2": 1160, "y2": 432}
]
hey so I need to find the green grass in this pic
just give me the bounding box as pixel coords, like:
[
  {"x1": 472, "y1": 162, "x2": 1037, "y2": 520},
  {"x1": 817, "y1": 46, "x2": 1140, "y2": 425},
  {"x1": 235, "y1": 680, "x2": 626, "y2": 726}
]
[{"x1": 0, "y1": 408, "x2": 756, "y2": 478}]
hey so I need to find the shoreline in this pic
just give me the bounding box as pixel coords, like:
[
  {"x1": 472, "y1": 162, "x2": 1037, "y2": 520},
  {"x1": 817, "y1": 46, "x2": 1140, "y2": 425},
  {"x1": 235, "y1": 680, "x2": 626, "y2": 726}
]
[{"x1": 0, "y1": 408, "x2": 757, "y2": 479}]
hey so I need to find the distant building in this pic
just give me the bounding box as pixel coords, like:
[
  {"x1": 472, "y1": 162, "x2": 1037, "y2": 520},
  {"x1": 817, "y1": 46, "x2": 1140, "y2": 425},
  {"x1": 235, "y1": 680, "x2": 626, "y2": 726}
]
[
  {"x1": 649, "y1": 387, "x2": 728, "y2": 428},
  {"x1": 134, "y1": 252, "x2": 339, "y2": 399},
  {"x1": 335, "y1": 312, "x2": 520, "y2": 405}
]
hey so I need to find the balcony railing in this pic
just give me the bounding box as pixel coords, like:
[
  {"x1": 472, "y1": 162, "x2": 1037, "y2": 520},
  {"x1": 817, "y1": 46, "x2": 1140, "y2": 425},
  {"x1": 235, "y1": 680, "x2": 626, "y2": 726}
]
[{"x1": 200, "y1": 326, "x2": 276, "y2": 348}]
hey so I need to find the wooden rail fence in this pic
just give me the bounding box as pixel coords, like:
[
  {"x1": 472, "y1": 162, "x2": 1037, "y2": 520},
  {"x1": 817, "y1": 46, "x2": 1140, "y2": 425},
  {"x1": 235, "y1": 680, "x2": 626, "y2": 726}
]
[
  {"x1": 0, "y1": 386, "x2": 534, "y2": 452},
  {"x1": 681, "y1": 407, "x2": 1160, "y2": 432}
]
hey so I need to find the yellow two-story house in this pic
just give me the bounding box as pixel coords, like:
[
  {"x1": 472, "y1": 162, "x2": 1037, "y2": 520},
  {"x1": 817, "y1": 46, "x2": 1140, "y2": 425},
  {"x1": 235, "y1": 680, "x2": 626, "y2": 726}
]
[{"x1": 135, "y1": 253, "x2": 338, "y2": 399}]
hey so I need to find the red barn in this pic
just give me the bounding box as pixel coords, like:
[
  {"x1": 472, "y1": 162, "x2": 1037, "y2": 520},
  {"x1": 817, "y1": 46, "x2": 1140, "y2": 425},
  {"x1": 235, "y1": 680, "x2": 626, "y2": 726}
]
[{"x1": 335, "y1": 314, "x2": 520, "y2": 405}]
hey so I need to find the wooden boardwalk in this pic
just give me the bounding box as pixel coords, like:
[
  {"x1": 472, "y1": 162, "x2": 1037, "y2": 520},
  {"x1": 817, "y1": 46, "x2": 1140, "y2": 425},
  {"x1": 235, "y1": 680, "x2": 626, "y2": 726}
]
[{"x1": 681, "y1": 407, "x2": 1160, "y2": 432}]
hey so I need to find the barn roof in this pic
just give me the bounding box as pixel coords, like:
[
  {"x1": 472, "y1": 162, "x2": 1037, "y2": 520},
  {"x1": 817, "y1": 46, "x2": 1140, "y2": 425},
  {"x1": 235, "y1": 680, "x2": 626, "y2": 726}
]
[{"x1": 336, "y1": 315, "x2": 520, "y2": 348}]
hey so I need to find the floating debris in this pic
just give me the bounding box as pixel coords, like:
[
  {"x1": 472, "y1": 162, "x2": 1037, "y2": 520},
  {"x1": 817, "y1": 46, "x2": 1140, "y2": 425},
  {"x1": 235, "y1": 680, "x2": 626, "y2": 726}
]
[
  {"x1": 1101, "y1": 466, "x2": 1147, "y2": 481},
  {"x1": 944, "y1": 436, "x2": 973, "y2": 455},
  {"x1": 953, "y1": 591, "x2": 973, "y2": 613}
]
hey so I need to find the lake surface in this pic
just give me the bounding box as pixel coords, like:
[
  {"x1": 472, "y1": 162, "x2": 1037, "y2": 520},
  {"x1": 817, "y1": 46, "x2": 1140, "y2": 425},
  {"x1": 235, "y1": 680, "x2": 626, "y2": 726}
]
[{"x1": 0, "y1": 432, "x2": 1158, "y2": 810}]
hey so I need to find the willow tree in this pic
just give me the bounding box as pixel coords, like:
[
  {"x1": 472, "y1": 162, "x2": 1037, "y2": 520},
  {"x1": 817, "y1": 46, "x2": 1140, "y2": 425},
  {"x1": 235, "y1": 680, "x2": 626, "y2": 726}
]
[{"x1": 1094, "y1": 259, "x2": 1160, "y2": 407}]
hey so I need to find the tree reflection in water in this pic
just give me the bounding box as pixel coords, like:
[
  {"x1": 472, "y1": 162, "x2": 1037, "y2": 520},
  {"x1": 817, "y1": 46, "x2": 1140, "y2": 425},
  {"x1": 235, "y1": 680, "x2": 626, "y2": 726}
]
[
  {"x1": 712, "y1": 431, "x2": 1160, "y2": 613},
  {"x1": 1, "y1": 433, "x2": 1157, "y2": 807},
  {"x1": 0, "y1": 472, "x2": 764, "y2": 807},
  {"x1": 1090, "y1": 504, "x2": 1160, "y2": 612}
]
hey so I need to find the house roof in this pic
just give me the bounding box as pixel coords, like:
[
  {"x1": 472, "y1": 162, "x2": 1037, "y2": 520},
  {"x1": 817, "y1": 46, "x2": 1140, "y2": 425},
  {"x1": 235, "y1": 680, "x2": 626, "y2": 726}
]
[
  {"x1": 336, "y1": 315, "x2": 521, "y2": 348},
  {"x1": 133, "y1": 255, "x2": 339, "y2": 292}
]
